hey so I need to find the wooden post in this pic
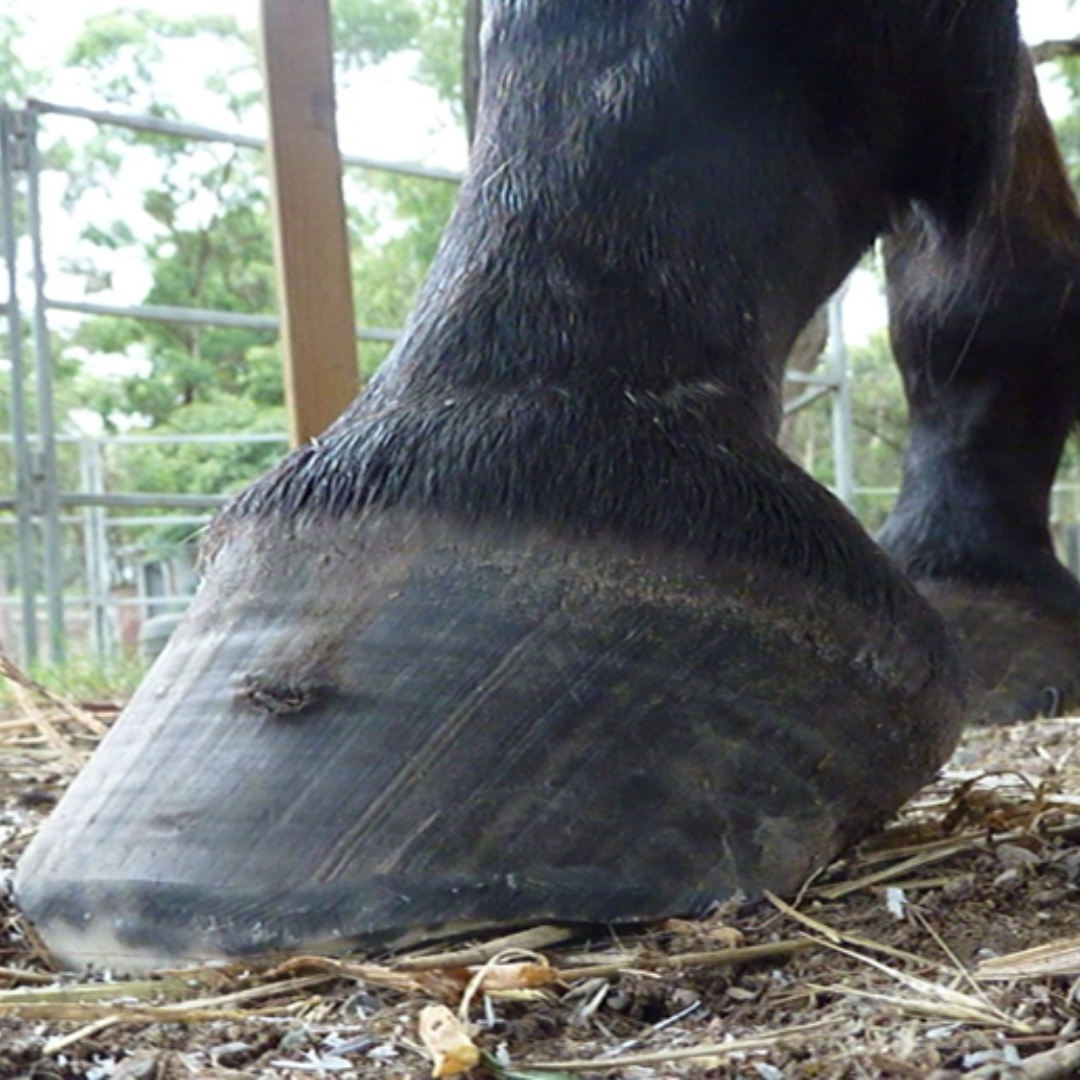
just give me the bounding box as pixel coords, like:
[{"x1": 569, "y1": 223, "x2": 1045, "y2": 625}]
[{"x1": 259, "y1": 0, "x2": 360, "y2": 446}]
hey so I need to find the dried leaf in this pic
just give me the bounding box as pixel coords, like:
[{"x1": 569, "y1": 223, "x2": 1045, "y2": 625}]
[
  {"x1": 470, "y1": 960, "x2": 555, "y2": 991},
  {"x1": 661, "y1": 918, "x2": 745, "y2": 949},
  {"x1": 419, "y1": 1004, "x2": 481, "y2": 1077},
  {"x1": 413, "y1": 957, "x2": 557, "y2": 1004}
]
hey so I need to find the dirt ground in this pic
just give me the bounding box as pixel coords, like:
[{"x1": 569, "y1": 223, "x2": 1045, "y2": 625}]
[{"x1": 5, "y1": 669, "x2": 1080, "y2": 1080}]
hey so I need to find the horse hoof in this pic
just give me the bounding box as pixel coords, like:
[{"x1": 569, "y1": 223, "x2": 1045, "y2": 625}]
[
  {"x1": 15, "y1": 510, "x2": 963, "y2": 973},
  {"x1": 917, "y1": 581, "x2": 1080, "y2": 723}
]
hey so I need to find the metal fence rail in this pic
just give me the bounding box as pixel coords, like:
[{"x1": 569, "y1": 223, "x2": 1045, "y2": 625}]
[{"x1": 0, "y1": 432, "x2": 287, "y2": 660}]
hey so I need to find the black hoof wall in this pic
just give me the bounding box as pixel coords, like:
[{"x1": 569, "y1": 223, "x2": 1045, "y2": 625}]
[
  {"x1": 919, "y1": 580, "x2": 1080, "y2": 723},
  {"x1": 15, "y1": 512, "x2": 963, "y2": 972}
]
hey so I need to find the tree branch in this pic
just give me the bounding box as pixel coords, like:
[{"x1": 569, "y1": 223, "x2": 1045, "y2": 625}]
[{"x1": 1032, "y1": 38, "x2": 1080, "y2": 65}]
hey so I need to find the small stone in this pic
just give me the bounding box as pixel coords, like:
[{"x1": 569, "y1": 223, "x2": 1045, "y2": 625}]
[
  {"x1": 1055, "y1": 850, "x2": 1080, "y2": 883},
  {"x1": 277, "y1": 1027, "x2": 312, "y2": 1052},
  {"x1": 995, "y1": 844, "x2": 1042, "y2": 870},
  {"x1": 992, "y1": 867, "x2": 1024, "y2": 890},
  {"x1": 111, "y1": 1055, "x2": 160, "y2": 1080},
  {"x1": 17, "y1": 787, "x2": 58, "y2": 808},
  {"x1": 210, "y1": 1042, "x2": 252, "y2": 1068},
  {"x1": 943, "y1": 877, "x2": 975, "y2": 901},
  {"x1": 753, "y1": 1064, "x2": 786, "y2": 1080},
  {"x1": 1031, "y1": 887, "x2": 1069, "y2": 906}
]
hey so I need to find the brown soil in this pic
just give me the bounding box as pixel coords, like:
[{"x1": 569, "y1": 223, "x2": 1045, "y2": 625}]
[{"x1": 4, "y1": 668, "x2": 1080, "y2": 1080}]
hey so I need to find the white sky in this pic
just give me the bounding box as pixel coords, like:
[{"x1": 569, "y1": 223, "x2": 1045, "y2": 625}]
[
  {"x1": 1021, "y1": 0, "x2": 1080, "y2": 41},
  {"x1": 16, "y1": 0, "x2": 1080, "y2": 171}
]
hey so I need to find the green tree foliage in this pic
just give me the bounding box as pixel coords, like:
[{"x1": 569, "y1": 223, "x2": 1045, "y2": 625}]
[
  {"x1": 0, "y1": 0, "x2": 469, "y2": 615},
  {"x1": 1049, "y1": 57, "x2": 1080, "y2": 189},
  {"x1": 113, "y1": 395, "x2": 288, "y2": 540},
  {"x1": 413, "y1": 0, "x2": 471, "y2": 124},
  {"x1": 0, "y1": 10, "x2": 42, "y2": 104},
  {"x1": 62, "y1": 11, "x2": 278, "y2": 433},
  {"x1": 1043, "y1": 54, "x2": 1080, "y2": 504},
  {"x1": 781, "y1": 314, "x2": 907, "y2": 533},
  {"x1": 348, "y1": 171, "x2": 460, "y2": 375},
  {"x1": 66, "y1": 11, "x2": 259, "y2": 117},
  {"x1": 54, "y1": 1, "x2": 465, "y2": 500},
  {"x1": 844, "y1": 332, "x2": 908, "y2": 532},
  {"x1": 334, "y1": 0, "x2": 422, "y2": 70},
  {"x1": 75, "y1": 168, "x2": 279, "y2": 419}
]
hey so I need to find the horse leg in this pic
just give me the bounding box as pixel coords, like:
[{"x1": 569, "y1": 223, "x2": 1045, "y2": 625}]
[
  {"x1": 16, "y1": 2, "x2": 1020, "y2": 971},
  {"x1": 882, "y1": 58, "x2": 1080, "y2": 722}
]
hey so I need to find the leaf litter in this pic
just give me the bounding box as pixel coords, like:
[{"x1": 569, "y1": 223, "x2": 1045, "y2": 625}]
[{"x1": 5, "y1": 651, "x2": 1080, "y2": 1078}]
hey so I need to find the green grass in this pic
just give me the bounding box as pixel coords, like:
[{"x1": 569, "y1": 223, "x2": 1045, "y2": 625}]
[{"x1": 0, "y1": 651, "x2": 148, "y2": 708}]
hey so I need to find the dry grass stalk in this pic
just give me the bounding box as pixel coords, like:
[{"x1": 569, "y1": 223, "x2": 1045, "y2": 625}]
[
  {"x1": 765, "y1": 891, "x2": 948, "y2": 971},
  {"x1": 42, "y1": 1015, "x2": 129, "y2": 1057},
  {"x1": 1, "y1": 974, "x2": 336, "y2": 1057},
  {"x1": 767, "y1": 891, "x2": 1032, "y2": 1036},
  {"x1": 552, "y1": 938, "x2": 815, "y2": 982},
  {"x1": 275, "y1": 939, "x2": 814, "y2": 1005},
  {"x1": 0, "y1": 977, "x2": 197, "y2": 1006},
  {"x1": 2, "y1": 1001, "x2": 308, "y2": 1024},
  {"x1": 0, "y1": 972, "x2": 334, "y2": 1016},
  {"x1": 1, "y1": 677, "x2": 83, "y2": 772},
  {"x1": 812, "y1": 943, "x2": 1029, "y2": 1034},
  {"x1": 0, "y1": 649, "x2": 109, "y2": 738},
  {"x1": 976, "y1": 934, "x2": 1080, "y2": 980},
  {"x1": 394, "y1": 926, "x2": 575, "y2": 970},
  {"x1": 965, "y1": 1038, "x2": 1080, "y2": 1080},
  {"x1": 804, "y1": 981, "x2": 1018, "y2": 1027},
  {"x1": 271, "y1": 954, "x2": 433, "y2": 994},
  {"x1": 852, "y1": 830, "x2": 1007, "y2": 868},
  {"x1": 0, "y1": 965, "x2": 59, "y2": 986},
  {"x1": 0, "y1": 718, "x2": 57, "y2": 732},
  {"x1": 810, "y1": 847, "x2": 972, "y2": 900},
  {"x1": 159, "y1": 971, "x2": 337, "y2": 1011},
  {"x1": 511, "y1": 1019, "x2": 830, "y2": 1072},
  {"x1": 271, "y1": 951, "x2": 558, "y2": 1004}
]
